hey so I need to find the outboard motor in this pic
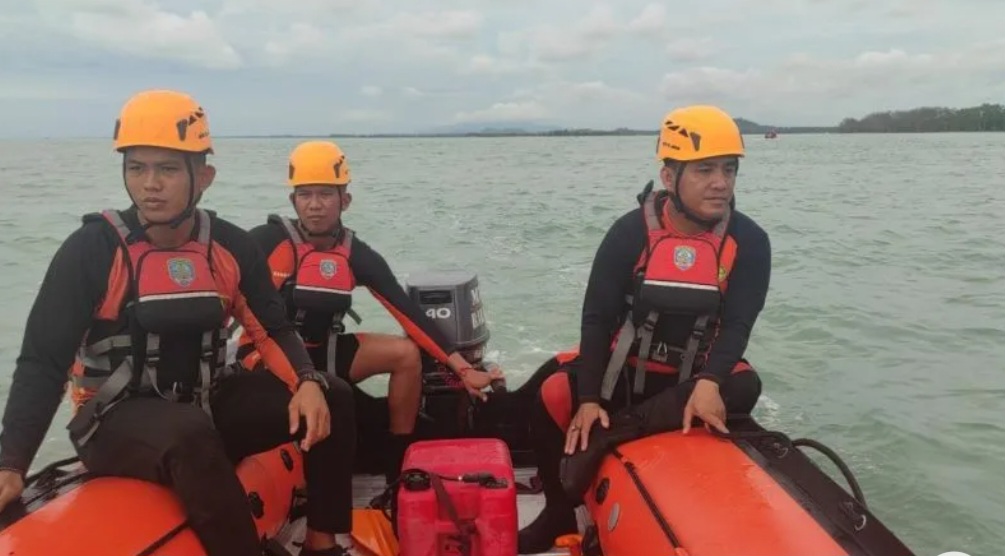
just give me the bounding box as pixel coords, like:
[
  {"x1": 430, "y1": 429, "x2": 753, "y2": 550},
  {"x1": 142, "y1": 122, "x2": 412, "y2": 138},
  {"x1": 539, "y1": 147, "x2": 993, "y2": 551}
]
[
  {"x1": 404, "y1": 270, "x2": 530, "y2": 464},
  {"x1": 405, "y1": 270, "x2": 498, "y2": 394}
]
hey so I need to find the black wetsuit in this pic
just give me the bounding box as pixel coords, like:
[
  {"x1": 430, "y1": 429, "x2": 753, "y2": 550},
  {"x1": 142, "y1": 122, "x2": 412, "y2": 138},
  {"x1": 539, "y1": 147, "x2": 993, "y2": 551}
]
[
  {"x1": 238, "y1": 220, "x2": 457, "y2": 379},
  {"x1": 0, "y1": 207, "x2": 356, "y2": 556},
  {"x1": 519, "y1": 191, "x2": 771, "y2": 553},
  {"x1": 237, "y1": 218, "x2": 460, "y2": 483}
]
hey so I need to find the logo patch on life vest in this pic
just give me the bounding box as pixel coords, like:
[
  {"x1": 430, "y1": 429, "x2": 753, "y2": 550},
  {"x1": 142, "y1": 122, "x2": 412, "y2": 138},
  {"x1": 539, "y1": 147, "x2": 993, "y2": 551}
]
[
  {"x1": 319, "y1": 259, "x2": 337, "y2": 280},
  {"x1": 673, "y1": 245, "x2": 696, "y2": 271},
  {"x1": 166, "y1": 257, "x2": 196, "y2": 287},
  {"x1": 718, "y1": 265, "x2": 727, "y2": 282}
]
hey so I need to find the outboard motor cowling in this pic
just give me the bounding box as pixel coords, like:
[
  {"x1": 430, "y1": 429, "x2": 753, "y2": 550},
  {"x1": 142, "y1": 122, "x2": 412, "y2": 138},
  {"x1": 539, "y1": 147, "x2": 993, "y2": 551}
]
[
  {"x1": 402, "y1": 270, "x2": 521, "y2": 456},
  {"x1": 406, "y1": 270, "x2": 490, "y2": 362},
  {"x1": 406, "y1": 271, "x2": 494, "y2": 393}
]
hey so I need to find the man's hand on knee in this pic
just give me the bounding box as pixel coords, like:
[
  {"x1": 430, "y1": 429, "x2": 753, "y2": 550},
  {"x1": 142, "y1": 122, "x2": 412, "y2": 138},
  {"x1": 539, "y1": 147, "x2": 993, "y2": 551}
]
[
  {"x1": 288, "y1": 381, "x2": 331, "y2": 451},
  {"x1": 565, "y1": 402, "x2": 609, "y2": 455},
  {"x1": 683, "y1": 378, "x2": 728, "y2": 435}
]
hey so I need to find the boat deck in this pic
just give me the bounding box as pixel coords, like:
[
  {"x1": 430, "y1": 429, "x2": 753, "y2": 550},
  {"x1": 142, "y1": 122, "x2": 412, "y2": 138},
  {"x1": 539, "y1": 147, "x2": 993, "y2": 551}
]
[{"x1": 273, "y1": 468, "x2": 574, "y2": 556}]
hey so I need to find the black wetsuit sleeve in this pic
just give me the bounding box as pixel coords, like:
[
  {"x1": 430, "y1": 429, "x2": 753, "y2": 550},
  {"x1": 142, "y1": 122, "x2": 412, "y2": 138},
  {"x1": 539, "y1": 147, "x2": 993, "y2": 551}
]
[
  {"x1": 248, "y1": 223, "x2": 286, "y2": 258},
  {"x1": 698, "y1": 218, "x2": 771, "y2": 383},
  {"x1": 349, "y1": 236, "x2": 457, "y2": 362},
  {"x1": 0, "y1": 226, "x2": 111, "y2": 473},
  {"x1": 577, "y1": 211, "x2": 647, "y2": 404},
  {"x1": 219, "y1": 222, "x2": 316, "y2": 378}
]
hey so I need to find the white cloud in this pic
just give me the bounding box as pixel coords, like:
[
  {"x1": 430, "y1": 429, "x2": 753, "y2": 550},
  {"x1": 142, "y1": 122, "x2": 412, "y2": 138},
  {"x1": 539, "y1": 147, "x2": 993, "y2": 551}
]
[
  {"x1": 262, "y1": 23, "x2": 327, "y2": 67},
  {"x1": 338, "y1": 109, "x2": 393, "y2": 123},
  {"x1": 218, "y1": 0, "x2": 369, "y2": 17},
  {"x1": 525, "y1": 4, "x2": 628, "y2": 62},
  {"x1": 659, "y1": 41, "x2": 1005, "y2": 124},
  {"x1": 38, "y1": 0, "x2": 241, "y2": 69},
  {"x1": 0, "y1": 76, "x2": 104, "y2": 101},
  {"x1": 454, "y1": 101, "x2": 549, "y2": 123},
  {"x1": 665, "y1": 37, "x2": 720, "y2": 63},
  {"x1": 454, "y1": 80, "x2": 648, "y2": 127},
  {"x1": 627, "y1": 3, "x2": 667, "y2": 33},
  {"x1": 257, "y1": 10, "x2": 482, "y2": 66},
  {"x1": 2, "y1": 0, "x2": 1004, "y2": 136},
  {"x1": 380, "y1": 10, "x2": 483, "y2": 40},
  {"x1": 459, "y1": 54, "x2": 545, "y2": 77}
]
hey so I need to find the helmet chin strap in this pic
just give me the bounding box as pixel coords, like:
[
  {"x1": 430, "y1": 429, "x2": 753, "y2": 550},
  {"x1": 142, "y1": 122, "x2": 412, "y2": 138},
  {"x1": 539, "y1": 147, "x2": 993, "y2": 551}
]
[
  {"x1": 297, "y1": 217, "x2": 342, "y2": 239},
  {"x1": 667, "y1": 162, "x2": 721, "y2": 228},
  {"x1": 666, "y1": 160, "x2": 738, "y2": 228},
  {"x1": 295, "y1": 192, "x2": 345, "y2": 239},
  {"x1": 122, "y1": 155, "x2": 199, "y2": 239}
]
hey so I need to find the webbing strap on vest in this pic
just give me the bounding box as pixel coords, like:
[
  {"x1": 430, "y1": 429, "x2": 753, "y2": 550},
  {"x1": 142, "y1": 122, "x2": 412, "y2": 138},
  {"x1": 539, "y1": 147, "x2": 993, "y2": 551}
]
[
  {"x1": 274, "y1": 214, "x2": 355, "y2": 263},
  {"x1": 275, "y1": 215, "x2": 303, "y2": 253},
  {"x1": 142, "y1": 330, "x2": 223, "y2": 420},
  {"x1": 323, "y1": 310, "x2": 362, "y2": 376},
  {"x1": 632, "y1": 310, "x2": 660, "y2": 395},
  {"x1": 599, "y1": 301, "x2": 636, "y2": 401},
  {"x1": 642, "y1": 190, "x2": 661, "y2": 230},
  {"x1": 677, "y1": 315, "x2": 709, "y2": 383},
  {"x1": 67, "y1": 209, "x2": 221, "y2": 449},
  {"x1": 68, "y1": 327, "x2": 227, "y2": 449},
  {"x1": 104, "y1": 208, "x2": 212, "y2": 245},
  {"x1": 67, "y1": 355, "x2": 133, "y2": 448}
]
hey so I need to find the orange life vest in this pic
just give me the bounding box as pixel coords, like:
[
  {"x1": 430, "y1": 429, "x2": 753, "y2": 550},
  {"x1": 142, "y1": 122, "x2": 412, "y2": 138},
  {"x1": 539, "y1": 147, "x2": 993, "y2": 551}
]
[
  {"x1": 599, "y1": 186, "x2": 737, "y2": 401},
  {"x1": 237, "y1": 215, "x2": 360, "y2": 377},
  {"x1": 66, "y1": 209, "x2": 234, "y2": 448},
  {"x1": 269, "y1": 214, "x2": 356, "y2": 321}
]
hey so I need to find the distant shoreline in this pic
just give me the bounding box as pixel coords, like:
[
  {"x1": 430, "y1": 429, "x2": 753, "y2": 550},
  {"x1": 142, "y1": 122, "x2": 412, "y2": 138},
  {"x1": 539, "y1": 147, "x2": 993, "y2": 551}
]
[
  {"x1": 222, "y1": 103, "x2": 1005, "y2": 138},
  {"x1": 13, "y1": 104, "x2": 1001, "y2": 141},
  {"x1": 217, "y1": 128, "x2": 1002, "y2": 139}
]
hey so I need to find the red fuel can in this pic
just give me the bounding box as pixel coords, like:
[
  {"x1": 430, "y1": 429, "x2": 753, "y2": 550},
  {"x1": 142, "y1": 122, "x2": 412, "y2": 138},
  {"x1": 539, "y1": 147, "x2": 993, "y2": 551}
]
[{"x1": 396, "y1": 438, "x2": 518, "y2": 556}]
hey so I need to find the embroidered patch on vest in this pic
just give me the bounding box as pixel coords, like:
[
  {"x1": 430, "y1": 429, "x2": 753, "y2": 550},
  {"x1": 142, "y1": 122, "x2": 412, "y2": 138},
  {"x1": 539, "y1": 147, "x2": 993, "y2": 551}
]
[
  {"x1": 673, "y1": 245, "x2": 696, "y2": 271},
  {"x1": 718, "y1": 265, "x2": 727, "y2": 282},
  {"x1": 319, "y1": 259, "x2": 338, "y2": 280},
  {"x1": 167, "y1": 257, "x2": 196, "y2": 287}
]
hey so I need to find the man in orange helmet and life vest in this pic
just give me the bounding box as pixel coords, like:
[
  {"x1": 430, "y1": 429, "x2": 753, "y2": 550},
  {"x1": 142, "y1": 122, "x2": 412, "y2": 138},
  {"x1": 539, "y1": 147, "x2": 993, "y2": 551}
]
[
  {"x1": 0, "y1": 90, "x2": 362, "y2": 556},
  {"x1": 234, "y1": 140, "x2": 504, "y2": 485},
  {"x1": 517, "y1": 105, "x2": 771, "y2": 553}
]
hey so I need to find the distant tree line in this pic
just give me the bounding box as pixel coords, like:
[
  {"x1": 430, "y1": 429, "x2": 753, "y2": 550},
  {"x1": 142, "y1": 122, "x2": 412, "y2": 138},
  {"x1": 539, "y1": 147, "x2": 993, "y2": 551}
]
[
  {"x1": 300, "y1": 103, "x2": 1005, "y2": 138},
  {"x1": 837, "y1": 103, "x2": 1005, "y2": 133}
]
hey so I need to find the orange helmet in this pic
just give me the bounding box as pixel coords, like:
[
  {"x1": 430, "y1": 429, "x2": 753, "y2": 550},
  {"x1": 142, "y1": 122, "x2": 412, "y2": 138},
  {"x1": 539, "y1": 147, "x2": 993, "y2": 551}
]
[
  {"x1": 113, "y1": 90, "x2": 213, "y2": 154},
  {"x1": 288, "y1": 141, "x2": 351, "y2": 187},
  {"x1": 656, "y1": 105, "x2": 743, "y2": 162}
]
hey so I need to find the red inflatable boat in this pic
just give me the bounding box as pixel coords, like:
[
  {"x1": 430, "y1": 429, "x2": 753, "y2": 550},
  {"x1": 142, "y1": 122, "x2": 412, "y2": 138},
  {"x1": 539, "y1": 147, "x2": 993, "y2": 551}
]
[
  {"x1": 0, "y1": 271, "x2": 918, "y2": 556},
  {"x1": 0, "y1": 442, "x2": 305, "y2": 556}
]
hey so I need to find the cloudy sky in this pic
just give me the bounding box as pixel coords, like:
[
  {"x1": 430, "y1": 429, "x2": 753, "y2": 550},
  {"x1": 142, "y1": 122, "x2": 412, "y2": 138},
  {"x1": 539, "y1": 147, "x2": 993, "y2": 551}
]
[{"x1": 1, "y1": 0, "x2": 1002, "y2": 137}]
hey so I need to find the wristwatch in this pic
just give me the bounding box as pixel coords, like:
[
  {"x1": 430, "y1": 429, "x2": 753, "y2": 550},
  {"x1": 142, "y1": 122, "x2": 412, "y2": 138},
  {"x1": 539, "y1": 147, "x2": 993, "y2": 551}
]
[{"x1": 296, "y1": 370, "x2": 330, "y2": 392}]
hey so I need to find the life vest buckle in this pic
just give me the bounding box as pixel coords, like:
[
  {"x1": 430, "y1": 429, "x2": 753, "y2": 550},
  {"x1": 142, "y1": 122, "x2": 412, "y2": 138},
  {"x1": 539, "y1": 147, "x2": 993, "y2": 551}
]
[
  {"x1": 91, "y1": 400, "x2": 110, "y2": 422},
  {"x1": 329, "y1": 316, "x2": 346, "y2": 335},
  {"x1": 145, "y1": 347, "x2": 162, "y2": 366},
  {"x1": 168, "y1": 381, "x2": 185, "y2": 402},
  {"x1": 198, "y1": 344, "x2": 217, "y2": 362}
]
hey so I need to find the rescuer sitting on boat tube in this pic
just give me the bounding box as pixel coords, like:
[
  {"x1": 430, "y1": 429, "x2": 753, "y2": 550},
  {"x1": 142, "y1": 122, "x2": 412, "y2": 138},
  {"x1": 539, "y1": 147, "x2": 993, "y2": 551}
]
[
  {"x1": 0, "y1": 90, "x2": 361, "y2": 556},
  {"x1": 234, "y1": 140, "x2": 504, "y2": 485},
  {"x1": 518, "y1": 104, "x2": 771, "y2": 553}
]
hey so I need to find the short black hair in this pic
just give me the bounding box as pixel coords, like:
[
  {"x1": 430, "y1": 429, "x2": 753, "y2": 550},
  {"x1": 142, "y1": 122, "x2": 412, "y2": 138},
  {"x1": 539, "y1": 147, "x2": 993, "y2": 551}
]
[{"x1": 189, "y1": 152, "x2": 208, "y2": 166}]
